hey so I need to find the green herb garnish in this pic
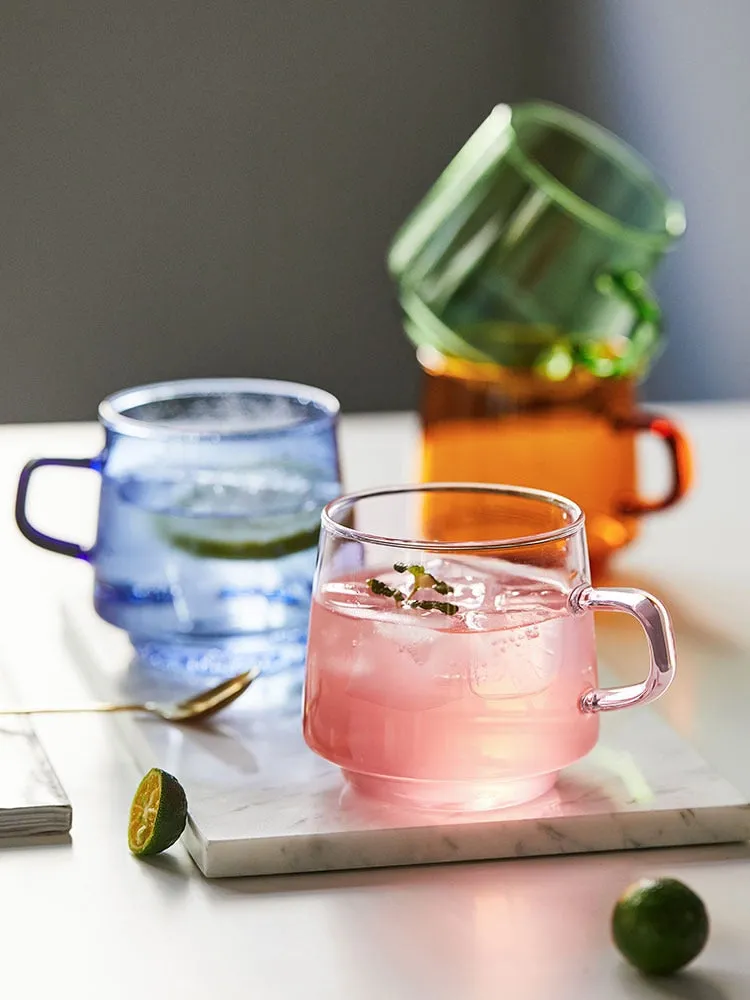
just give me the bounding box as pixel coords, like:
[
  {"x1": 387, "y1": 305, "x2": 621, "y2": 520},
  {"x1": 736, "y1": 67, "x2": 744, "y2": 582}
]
[
  {"x1": 365, "y1": 578, "x2": 405, "y2": 603},
  {"x1": 410, "y1": 599, "x2": 460, "y2": 615},
  {"x1": 367, "y1": 563, "x2": 457, "y2": 615}
]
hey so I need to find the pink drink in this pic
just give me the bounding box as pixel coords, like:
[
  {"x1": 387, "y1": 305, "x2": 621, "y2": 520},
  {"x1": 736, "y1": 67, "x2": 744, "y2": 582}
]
[{"x1": 304, "y1": 559, "x2": 599, "y2": 810}]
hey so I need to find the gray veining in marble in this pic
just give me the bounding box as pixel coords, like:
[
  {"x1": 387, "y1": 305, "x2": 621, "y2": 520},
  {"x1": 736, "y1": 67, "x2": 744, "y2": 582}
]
[
  {"x1": 64, "y1": 600, "x2": 750, "y2": 878},
  {"x1": 0, "y1": 662, "x2": 71, "y2": 838}
]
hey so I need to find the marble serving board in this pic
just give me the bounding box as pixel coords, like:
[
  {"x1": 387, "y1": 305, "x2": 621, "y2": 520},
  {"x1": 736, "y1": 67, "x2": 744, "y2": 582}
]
[
  {"x1": 63, "y1": 600, "x2": 750, "y2": 879},
  {"x1": 0, "y1": 661, "x2": 71, "y2": 839}
]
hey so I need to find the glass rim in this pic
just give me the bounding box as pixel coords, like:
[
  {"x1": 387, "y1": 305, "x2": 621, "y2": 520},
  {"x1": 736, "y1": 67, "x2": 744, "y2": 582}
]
[
  {"x1": 504, "y1": 101, "x2": 686, "y2": 249},
  {"x1": 98, "y1": 377, "x2": 340, "y2": 440},
  {"x1": 322, "y1": 483, "x2": 585, "y2": 551}
]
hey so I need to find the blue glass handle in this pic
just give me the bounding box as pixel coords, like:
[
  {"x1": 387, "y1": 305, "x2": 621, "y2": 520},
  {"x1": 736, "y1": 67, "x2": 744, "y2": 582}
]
[{"x1": 15, "y1": 456, "x2": 99, "y2": 560}]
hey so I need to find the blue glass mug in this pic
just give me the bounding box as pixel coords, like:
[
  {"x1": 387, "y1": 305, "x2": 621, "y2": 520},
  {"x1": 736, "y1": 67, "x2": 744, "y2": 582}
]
[{"x1": 16, "y1": 378, "x2": 342, "y2": 675}]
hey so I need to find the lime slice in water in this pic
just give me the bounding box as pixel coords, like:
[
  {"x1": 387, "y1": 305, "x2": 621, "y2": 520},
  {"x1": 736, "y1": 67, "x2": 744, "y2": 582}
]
[
  {"x1": 155, "y1": 466, "x2": 326, "y2": 560},
  {"x1": 163, "y1": 520, "x2": 321, "y2": 560}
]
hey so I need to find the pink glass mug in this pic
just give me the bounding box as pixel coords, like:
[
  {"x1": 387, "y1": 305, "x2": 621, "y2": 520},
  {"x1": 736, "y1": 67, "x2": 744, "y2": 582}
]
[{"x1": 303, "y1": 484, "x2": 676, "y2": 812}]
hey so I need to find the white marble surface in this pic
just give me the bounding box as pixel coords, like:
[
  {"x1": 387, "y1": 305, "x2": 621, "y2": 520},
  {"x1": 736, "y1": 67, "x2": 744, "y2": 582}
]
[
  {"x1": 63, "y1": 597, "x2": 750, "y2": 878},
  {"x1": 1, "y1": 409, "x2": 750, "y2": 997},
  {"x1": 0, "y1": 662, "x2": 71, "y2": 838}
]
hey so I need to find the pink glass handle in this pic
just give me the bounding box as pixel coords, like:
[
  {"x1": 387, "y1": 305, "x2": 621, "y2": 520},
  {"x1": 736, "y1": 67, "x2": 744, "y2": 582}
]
[{"x1": 570, "y1": 585, "x2": 676, "y2": 713}]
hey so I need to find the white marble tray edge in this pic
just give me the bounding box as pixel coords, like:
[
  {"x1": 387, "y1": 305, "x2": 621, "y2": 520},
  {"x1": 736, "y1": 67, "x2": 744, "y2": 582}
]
[{"x1": 191, "y1": 803, "x2": 750, "y2": 879}]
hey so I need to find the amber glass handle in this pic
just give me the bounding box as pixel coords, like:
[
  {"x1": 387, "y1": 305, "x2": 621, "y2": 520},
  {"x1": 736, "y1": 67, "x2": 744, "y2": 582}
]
[{"x1": 616, "y1": 411, "x2": 693, "y2": 516}]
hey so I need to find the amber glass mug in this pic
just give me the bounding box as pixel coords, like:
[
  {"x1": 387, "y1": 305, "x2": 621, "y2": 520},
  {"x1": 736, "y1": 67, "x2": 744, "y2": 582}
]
[
  {"x1": 419, "y1": 348, "x2": 692, "y2": 574},
  {"x1": 389, "y1": 101, "x2": 693, "y2": 573}
]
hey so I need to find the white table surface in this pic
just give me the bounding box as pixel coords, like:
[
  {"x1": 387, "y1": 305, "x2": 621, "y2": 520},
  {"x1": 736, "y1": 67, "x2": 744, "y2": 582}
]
[{"x1": 1, "y1": 404, "x2": 749, "y2": 998}]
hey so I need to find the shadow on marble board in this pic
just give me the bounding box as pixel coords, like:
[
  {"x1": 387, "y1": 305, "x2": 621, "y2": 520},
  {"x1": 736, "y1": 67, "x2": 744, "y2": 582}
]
[{"x1": 138, "y1": 714, "x2": 263, "y2": 778}]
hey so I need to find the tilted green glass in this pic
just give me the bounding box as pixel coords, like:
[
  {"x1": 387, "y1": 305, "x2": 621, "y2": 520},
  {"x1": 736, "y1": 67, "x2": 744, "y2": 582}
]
[{"x1": 388, "y1": 102, "x2": 686, "y2": 379}]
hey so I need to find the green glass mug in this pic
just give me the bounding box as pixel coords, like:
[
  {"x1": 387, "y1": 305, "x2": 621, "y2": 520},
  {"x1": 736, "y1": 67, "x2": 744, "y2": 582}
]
[{"x1": 389, "y1": 100, "x2": 686, "y2": 377}]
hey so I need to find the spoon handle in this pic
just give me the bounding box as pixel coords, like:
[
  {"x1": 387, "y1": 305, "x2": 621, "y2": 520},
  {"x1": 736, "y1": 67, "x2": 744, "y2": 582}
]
[{"x1": 0, "y1": 703, "x2": 146, "y2": 716}]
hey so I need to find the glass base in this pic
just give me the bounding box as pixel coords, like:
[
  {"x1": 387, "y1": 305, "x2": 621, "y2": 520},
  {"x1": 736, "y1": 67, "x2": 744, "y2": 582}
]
[
  {"x1": 126, "y1": 631, "x2": 306, "y2": 713},
  {"x1": 129, "y1": 629, "x2": 307, "y2": 677},
  {"x1": 342, "y1": 770, "x2": 558, "y2": 812}
]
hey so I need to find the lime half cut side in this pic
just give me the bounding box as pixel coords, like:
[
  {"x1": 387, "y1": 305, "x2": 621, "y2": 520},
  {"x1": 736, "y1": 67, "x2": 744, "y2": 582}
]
[{"x1": 128, "y1": 768, "x2": 188, "y2": 857}]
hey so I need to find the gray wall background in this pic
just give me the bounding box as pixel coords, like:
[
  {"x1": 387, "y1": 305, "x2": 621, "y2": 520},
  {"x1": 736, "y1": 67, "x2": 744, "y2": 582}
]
[{"x1": 0, "y1": 0, "x2": 747, "y2": 422}]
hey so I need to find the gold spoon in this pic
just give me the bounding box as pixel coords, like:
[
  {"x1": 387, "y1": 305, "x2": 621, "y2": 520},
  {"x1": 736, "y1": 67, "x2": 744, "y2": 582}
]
[{"x1": 0, "y1": 669, "x2": 258, "y2": 723}]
